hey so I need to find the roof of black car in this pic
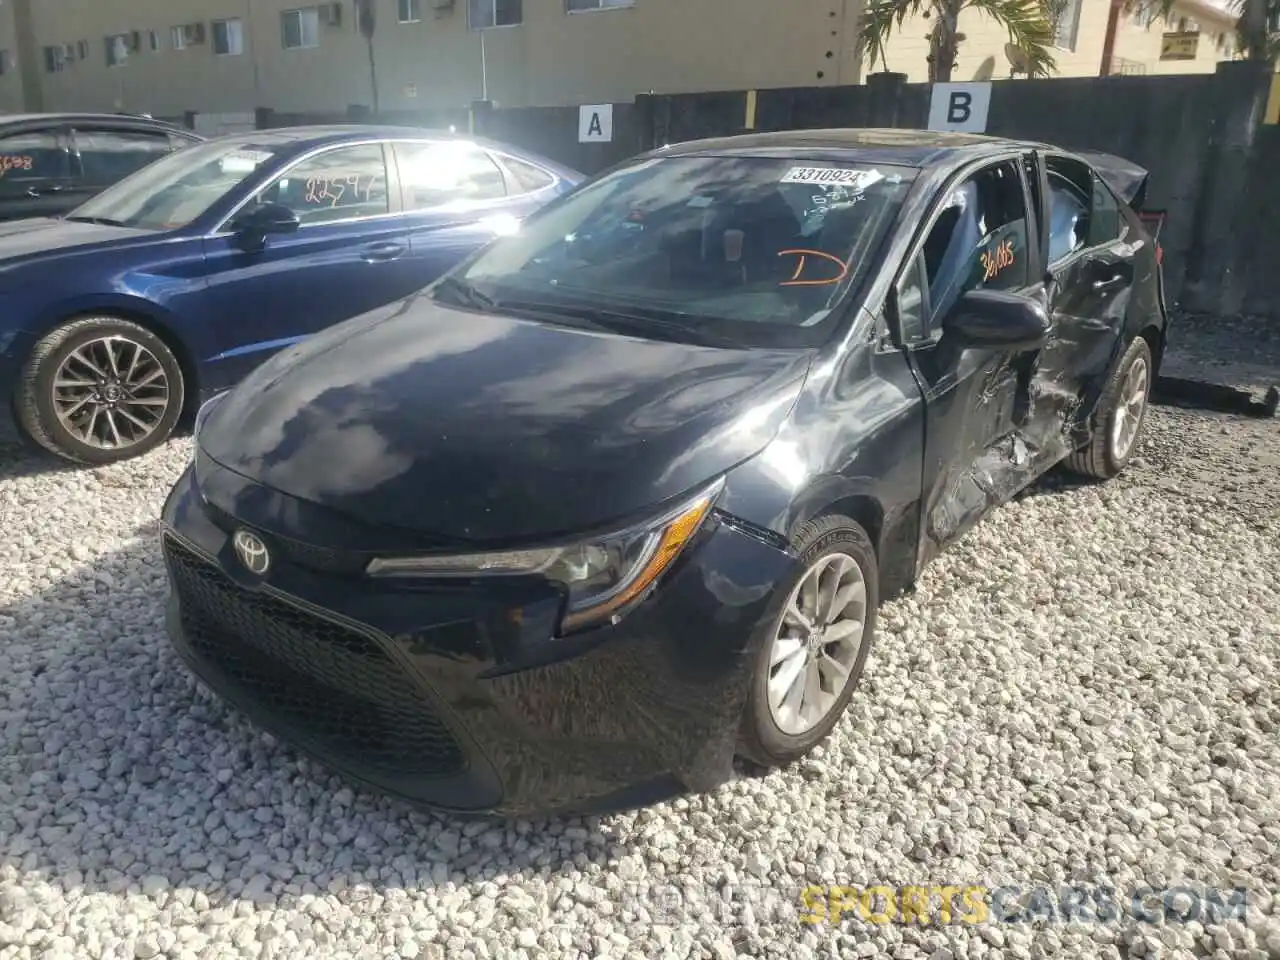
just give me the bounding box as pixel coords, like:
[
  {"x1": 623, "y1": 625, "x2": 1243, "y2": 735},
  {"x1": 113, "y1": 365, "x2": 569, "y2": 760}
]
[{"x1": 653, "y1": 127, "x2": 1050, "y2": 168}]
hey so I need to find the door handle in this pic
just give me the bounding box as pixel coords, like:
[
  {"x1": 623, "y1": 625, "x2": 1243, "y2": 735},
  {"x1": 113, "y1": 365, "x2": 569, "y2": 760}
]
[
  {"x1": 1091, "y1": 274, "x2": 1125, "y2": 291},
  {"x1": 361, "y1": 241, "x2": 406, "y2": 262},
  {"x1": 26, "y1": 184, "x2": 64, "y2": 198}
]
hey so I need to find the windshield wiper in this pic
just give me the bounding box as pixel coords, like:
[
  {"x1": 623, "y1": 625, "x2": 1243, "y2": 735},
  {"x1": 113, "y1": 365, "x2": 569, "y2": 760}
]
[
  {"x1": 64, "y1": 215, "x2": 130, "y2": 227},
  {"x1": 584, "y1": 309, "x2": 743, "y2": 349},
  {"x1": 434, "y1": 275, "x2": 499, "y2": 312}
]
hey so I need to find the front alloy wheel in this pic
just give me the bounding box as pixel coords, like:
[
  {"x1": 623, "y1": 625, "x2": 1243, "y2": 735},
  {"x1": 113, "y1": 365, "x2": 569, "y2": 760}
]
[
  {"x1": 740, "y1": 514, "x2": 878, "y2": 767},
  {"x1": 17, "y1": 316, "x2": 185, "y2": 465}
]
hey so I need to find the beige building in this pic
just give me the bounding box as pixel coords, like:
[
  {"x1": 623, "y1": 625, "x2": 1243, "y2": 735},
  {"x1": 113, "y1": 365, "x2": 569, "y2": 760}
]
[{"x1": 0, "y1": 0, "x2": 1238, "y2": 119}]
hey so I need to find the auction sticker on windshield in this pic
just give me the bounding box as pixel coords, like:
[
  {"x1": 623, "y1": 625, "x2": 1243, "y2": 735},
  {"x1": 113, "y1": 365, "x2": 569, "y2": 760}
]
[{"x1": 780, "y1": 167, "x2": 884, "y2": 188}]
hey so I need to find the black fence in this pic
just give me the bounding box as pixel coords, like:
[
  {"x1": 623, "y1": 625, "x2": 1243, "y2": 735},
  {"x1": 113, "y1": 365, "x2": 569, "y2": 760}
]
[{"x1": 237, "y1": 59, "x2": 1277, "y2": 316}]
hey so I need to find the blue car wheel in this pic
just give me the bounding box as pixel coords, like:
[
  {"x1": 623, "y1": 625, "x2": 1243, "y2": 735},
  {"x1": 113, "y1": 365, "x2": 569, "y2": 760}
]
[{"x1": 16, "y1": 316, "x2": 186, "y2": 465}]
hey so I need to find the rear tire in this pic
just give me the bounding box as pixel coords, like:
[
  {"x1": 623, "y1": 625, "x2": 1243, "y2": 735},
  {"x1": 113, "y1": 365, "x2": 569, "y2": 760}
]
[
  {"x1": 16, "y1": 317, "x2": 185, "y2": 465},
  {"x1": 1064, "y1": 335, "x2": 1152, "y2": 481},
  {"x1": 739, "y1": 514, "x2": 878, "y2": 768}
]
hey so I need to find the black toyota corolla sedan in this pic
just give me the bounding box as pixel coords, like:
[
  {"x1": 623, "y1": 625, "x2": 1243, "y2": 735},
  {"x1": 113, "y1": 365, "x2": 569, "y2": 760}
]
[{"x1": 160, "y1": 129, "x2": 1167, "y2": 817}]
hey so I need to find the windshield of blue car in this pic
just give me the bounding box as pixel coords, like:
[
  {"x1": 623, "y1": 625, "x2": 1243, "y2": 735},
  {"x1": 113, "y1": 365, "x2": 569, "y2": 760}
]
[
  {"x1": 67, "y1": 141, "x2": 283, "y2": 231},
  {"x1": 445, "y1": 155, "x2": 917, "y2": 347}
]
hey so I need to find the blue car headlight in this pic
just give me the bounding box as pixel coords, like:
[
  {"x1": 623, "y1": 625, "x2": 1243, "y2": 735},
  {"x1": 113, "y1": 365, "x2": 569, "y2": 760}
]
[{"x1": 365, "y1": 479, "x2": 723, "y2": 634}]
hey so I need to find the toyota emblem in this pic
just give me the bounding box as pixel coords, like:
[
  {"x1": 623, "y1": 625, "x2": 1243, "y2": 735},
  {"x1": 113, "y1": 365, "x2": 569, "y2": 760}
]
[{"x1": 232, "y1": 529, "x2": 271, "y2": 575}]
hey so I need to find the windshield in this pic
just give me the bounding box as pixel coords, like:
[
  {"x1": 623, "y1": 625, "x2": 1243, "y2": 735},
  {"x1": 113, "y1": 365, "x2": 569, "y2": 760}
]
[
  {"x1": 444, "y1": 155, "x2": 916, "y2": 346},
  {"x1": 68, "y1": 140, "x2": 283, "y2": 231}
]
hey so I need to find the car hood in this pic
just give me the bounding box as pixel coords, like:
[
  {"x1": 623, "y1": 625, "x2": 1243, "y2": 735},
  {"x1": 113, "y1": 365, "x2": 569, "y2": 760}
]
[
  {"x1": 200, "y1": 294, "x2": 813, "y2": 543},
  {"x1": 0, "y1": 217, "x2": 152, "y2": 264}
]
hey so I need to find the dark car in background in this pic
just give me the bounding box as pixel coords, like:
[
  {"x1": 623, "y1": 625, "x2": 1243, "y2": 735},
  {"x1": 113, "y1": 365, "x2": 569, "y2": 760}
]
[
  {"x1": 0, "y1": 112, "x2": 202, "y2": 221},
  {"x1": 0, "y1": 125, "x2": 580, "y2": 464},
  {"x1": 161, "y1": 129, "x2": 1166, "y2": 817}
]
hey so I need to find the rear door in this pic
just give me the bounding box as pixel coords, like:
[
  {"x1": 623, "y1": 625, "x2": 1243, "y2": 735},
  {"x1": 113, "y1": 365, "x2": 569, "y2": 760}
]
[
  {"x1": 1040, "y1": 153, "x2": 1137, "y2": 419},
  {"x1": 195, "y1": 140, "x2": 411, "y2": 389},
  {"x1": 390, "y1": 139, "x2": 522, "y2": 289},
  {"x1": 0, "y1": 124, "x2": 76, "y2": 221},
  {"x1": 893, "y1": 154, "x2": 1048, "y2": 563},
  {"x1": 66, "y1": 124, "x2": 181, "y2": 209}
]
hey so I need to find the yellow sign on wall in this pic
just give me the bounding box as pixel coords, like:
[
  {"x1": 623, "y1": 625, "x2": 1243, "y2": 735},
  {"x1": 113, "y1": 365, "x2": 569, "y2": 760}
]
[{"x1": 1160, "y1": 31, "x2": 1200, "y2": 60}]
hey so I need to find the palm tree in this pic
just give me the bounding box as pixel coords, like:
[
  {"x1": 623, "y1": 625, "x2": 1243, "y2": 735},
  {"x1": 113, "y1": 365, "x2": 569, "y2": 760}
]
[{"x1": 858, "y1": 0, "x2": 1059, "y2": 80}]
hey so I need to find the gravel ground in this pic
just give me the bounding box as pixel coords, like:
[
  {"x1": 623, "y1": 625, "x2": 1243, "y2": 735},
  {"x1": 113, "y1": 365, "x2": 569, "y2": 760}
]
[{"x1": 0, "y1": 403, "x2": 1277, "y2": 960}]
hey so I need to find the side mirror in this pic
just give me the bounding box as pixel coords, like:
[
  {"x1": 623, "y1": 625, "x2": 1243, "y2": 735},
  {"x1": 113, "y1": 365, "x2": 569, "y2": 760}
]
[
  {"x1": 942, "y1": 288, "x2": 1051, "y2": 351},
  {"x1": 231, "y1": 202, "x2": 300, "y2": 249}
]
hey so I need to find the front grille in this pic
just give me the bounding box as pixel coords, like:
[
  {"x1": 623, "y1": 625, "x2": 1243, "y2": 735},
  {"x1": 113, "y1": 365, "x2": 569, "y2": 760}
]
[
  {"x1": 163, "y1": 534, "x2": 465, "y2": 778},
  {"x1": 201, "y1": 501, "x2": 369, "y2": 575}
]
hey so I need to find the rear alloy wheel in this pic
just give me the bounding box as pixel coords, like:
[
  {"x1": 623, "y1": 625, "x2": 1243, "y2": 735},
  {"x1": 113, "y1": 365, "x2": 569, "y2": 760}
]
[
  {"x1": 1064, "y1": 335, "x2": 1153, "y2": 481},
  {"x1": 739, "y1": 514, "x2": 878, "y2": 768},
  {"x1": 16, "y1": 317, "x2": 185, "y2": 465}
]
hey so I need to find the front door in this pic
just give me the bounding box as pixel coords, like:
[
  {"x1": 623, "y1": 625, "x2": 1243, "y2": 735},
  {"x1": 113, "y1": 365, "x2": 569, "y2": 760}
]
[
  {"x1": 0, "y1": 125, "x2": 76, "y2": 222},
  {"x1": 194, "y1": 141, "x2": 410, "y2": 389},
  {"x1": 895, "y1": 156, "x2": 1049, "y2": 565}
]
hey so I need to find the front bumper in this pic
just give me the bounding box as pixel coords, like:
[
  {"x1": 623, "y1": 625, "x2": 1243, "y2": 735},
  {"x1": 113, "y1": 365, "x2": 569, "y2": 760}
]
[{"x1": 160, "y1": 456, "x2": 798, "y2": 817}]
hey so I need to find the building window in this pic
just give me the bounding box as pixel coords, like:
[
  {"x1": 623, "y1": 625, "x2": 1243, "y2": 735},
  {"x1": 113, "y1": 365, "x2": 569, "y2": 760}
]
[
  {"x1": 76, "y1": 40, "x2": 89, "y2": 60},
  {"x1": 44, "y1": 46, "x2": 67, "y2": 73},
  {"x1": 214, "y1": 18, "x2": 245, "y2": 55},
  {"x1": 0, "y1": 51, "x2": 11, "y2": 76},
  {"x1": 1053, "y1": 0, "x2": 1082, "y2": 50},
  {"x1": 105, "y1": 34, "x2": 129, "y2": 67},
  {"x1": 399, "y1": 0, "x2": 422, "y2": 22},
  {"x1": 567, "y1": 0, "x2": 634, "y2": 10},
  {"x1": 171, "y1": 23, "x2": 206, "y2": 49},
  {"x1": 148, "y1": 30, "x2": 161, "y2": 52},
  {"x1": 282, "y1": 8, "x2": 321, "y2": 48},
  {"x1": 469, "y1": 0, "x2": 522, "y2": 29}
]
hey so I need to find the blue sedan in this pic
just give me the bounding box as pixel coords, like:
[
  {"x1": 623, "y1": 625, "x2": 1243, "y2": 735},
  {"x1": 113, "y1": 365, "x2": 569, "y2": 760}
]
[{"x1": 0, "y1": 125, "x2": 581, "y2": 463}]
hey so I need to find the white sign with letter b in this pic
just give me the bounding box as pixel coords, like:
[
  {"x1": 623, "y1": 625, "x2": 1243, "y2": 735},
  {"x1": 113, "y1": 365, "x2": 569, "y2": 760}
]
[{"x1": 927, "y1": 83, "x2": 991, "y2": 134}]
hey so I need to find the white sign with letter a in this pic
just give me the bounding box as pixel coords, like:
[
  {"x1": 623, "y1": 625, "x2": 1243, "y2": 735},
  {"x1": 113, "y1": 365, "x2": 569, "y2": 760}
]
[
  {"x1": 578, "y1": 104, "x2": 614, "y2": 143},
  {"x1": 927, "y1": 82, "x2": 991, "y2": 134}
]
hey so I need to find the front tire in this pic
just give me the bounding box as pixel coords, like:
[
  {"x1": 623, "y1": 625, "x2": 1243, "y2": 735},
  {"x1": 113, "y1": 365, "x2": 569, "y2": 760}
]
[
  {"x1": 739, "y1": 514, "x2": 879, "y2": 768},
  {"x1": 1064, "y1": 335, "x2": 1152, "y2": 481},
  {"x1": 16, "y1": 317, "x2": 185, "y2": 465}
]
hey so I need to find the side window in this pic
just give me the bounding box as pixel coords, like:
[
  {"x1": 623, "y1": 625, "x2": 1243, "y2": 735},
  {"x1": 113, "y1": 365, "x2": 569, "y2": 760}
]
[
  {"x1": 1088, "y1": 175, "x2": 1122, "y2": 246},
  {"x1": 258, "y1": 144, "x2": 390, "y2": 225},
  {"x1": 0, "y1": 129, "x2": 71, "y2": 182},
  {"x1": 1046, "y1": 172, "x2": 1089, "y2": 264},
  {"x1": 501, "y1": 155, "x2": 555, "y2": 195},
  {"x1": 394, "y1": 141, "x2": 507, "y2": 210},
  {"x1": 74, "y1": 128, "x2": 174, "y2": 184},
  {"x1": 920, "y1": 160, "x2": 1030, "y2": 321}
]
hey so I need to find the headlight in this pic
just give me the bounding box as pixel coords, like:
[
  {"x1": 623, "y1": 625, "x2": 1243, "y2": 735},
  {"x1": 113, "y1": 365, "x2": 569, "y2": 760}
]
[{"x1": 365, "y1": 480, "x2": 723, "y2": 634}]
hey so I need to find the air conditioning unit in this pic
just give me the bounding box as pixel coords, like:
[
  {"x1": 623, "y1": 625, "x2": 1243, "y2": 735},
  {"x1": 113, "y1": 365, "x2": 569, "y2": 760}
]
[{"x1": 322, "y1": 2, "x2": 344, "y2": 26}]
